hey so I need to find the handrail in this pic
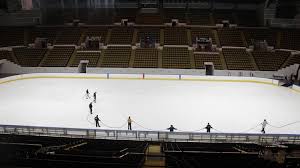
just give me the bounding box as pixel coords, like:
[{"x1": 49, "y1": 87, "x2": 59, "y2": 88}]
[{"x1": 0, "y1": 124, "x2": 299, "y2": 145}]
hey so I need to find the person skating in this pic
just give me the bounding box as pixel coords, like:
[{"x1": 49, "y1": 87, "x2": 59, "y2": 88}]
[
  {"x1": 86, "y1": 89, "x2": 90, "y2": 99},
  {"x1": 89, "y1": 102, "x2": 93, "y2": 114},
  {"x1": 205, "y1": 123, "x2": 213, "y2": 133},
  {"x1": 93, "y1": 92, "x2": 97, "y2": 103},
  {"x1": 261, "y1": 119, "x2": 268, "y2": 134},
  {"x1": 128, "y1": 116, "x2": 132, "y2": 130},
  {"x1": 167, "y1": 125, "x2": 177, "y2": 132},
  {"x1": 95, "y1": 115, "x2": 100, "y2": 127}
]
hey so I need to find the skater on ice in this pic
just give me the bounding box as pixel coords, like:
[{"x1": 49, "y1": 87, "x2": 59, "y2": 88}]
[
  {"x1": 86, "y1": 89, "x2": 90, "y2": 99},
  {"x1": 261, "y1": 119, "x2": 268, "y2": 134},
  {"x1": 95, "y1": 115, "x2": 100, "y2": 127},
  {"x1": 128, "y1": 116, "x2": 132, "y2": 130},
  {"x1": 205, "y1": 123, "x2": 213, "y2": 133},
  {"x1": 167, "y1": 125, "x2": 177, "y2": 132},
  {"x1": 89, "y1": 102, "x2": 93, "y2": 114},
  {"x1": 93, "y1": 92, "x2": 97, "y2": 103}
]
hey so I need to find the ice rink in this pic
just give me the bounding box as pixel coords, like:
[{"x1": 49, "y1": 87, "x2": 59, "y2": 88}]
[{"x1": 0, "y1": 73, "x2": 299, "y2": 134}]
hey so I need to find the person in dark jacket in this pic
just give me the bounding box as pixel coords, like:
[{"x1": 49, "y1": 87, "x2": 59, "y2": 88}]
[
  {"x1": 89, "y1": 102, "x2": 93, "y2": 114},
  {"x1": 94, "y1": 115, "x2": 100, "y2": 127},
  {"x1": 205, "y1": 123, "x2": 213, "y2": 133},
  {"x1": 86, "y1": 89, "x2": 90, "y2": 99},
  {"x1": 93, "y1": 92, "x2": 97, "y2": 103},
  {"x1": 167, "y1": 125, "x2": 177, "y2": 132},
  {"x1": 128, "y1": 116, "x2": 132, "y2": 130}
]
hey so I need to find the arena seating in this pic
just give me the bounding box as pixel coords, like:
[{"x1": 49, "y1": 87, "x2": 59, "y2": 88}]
[
  {"x1": 162, "y1": 47, "x2": 191, "y2": 69},
  {"x1": 163, "y1": 8, "x2": 187, "y2": 23},
  {"x1": 280, "y1": 30, "x2": 300, "y2": 50},
  {"x1": 41, "y1": 46, "x2": 75, "y2": 67},
  {"x1": 109, "y1": 27, "x2": 134, "y2": 44},
  {"x1": 164, "y1": 27, "x2": 188, "y2": 45},
  {"x1": 13, "y1": 47, "x2": 48, "y2": 67},
  {"x1": 114, "y1": 8, "x2": 137, "y2": 23},
  {"x1": 101, "y1": 46, "x2": 131, "y2": 68},
  {"x1": 252, "y1": 50, "x2": 290, "y2": 71},
  {"x1": 71, "y1": 51, "x2": 101, "y2": 67},
  {"x1": 0, "y1": 50, "x2": 14, "y2": 63},
  {"x1": 0, "y1": 27, "x2": 24, "y2": 47},
  {"x1": 243, "y1": 29, "x2": 277, "y2": 47},
  {"x1": 133, "y1": 48, "x2": 158, "y2": 68},
  {"x1": 218, "y1": 28, "x2": 245, "y2": 47},
  {"x1": 29, "y1": 27, "x2": 59, "y2": 44},
  {"x1": 163, "y1": 142, "x2": 282, "y2": 168},
  {"x1": 194, "y1": 53, "x2": 223, "y2": 70},
  {"x1": 191, "y1": 28, "x2": 217, "y2": 45},
  {"x1": 214, "y1": 10, "x2": 235, "y2": 24},
  {"x1": 88, "y1": 8, "x2": 114, "y2": 25},
  {"x1": 55, "y1": 27, "x2": 82, "y2": 45},
  {"x1": 136, "y1": 12, "x2": 163, "y2": 25},
  {"x1": 137, "y1": 27, "x2": 160, "y2": 44},
  {"x1": 83, "y1": 27, "x2": 108, "y2": 45},
  {"x1": 187, "y1": 9, "x2": 212, "y2": 25},
  {"x1": 0, "y1": 134, "x2": 148, "y2": 168},
  {"x1": 222, "y1": 48, "x2": 255, "y2": 70},
  {"x1": 284, "y1": 53, "x2": 300, "y2": 67}
]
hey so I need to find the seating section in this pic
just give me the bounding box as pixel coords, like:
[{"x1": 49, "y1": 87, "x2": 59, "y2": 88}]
[
  {"x1": 214, "y1": 10, "x2": 235, "y2": 24},
  {"x1": 194, "y1": 53, "x2": 223, "y2": 70},
  {"x1": 243, "y1": 29, "x2": 277, "y2": 47},
  {"x1": 164, "y1": 27, "x2": 188, "y2": 45},
  {"x1": 13, "y1": 47, "x2": 47, "y2": 67},
  {"x1": 285, "y1": 54, "x2": 300, "y2": 67},
  {"x1": 188, "y1": 10, "x2": 212, "y2": 25},
  {"x1": 222, "y1": 48, "x2": 255, "y2": 70},
  {"x1": 83, "y1": 27, "x2": 108, "y2": 44},
  {"x1": 0, "y1": 134, "x2": 148, "y2": 168},
  {"x1": 136, "y1": 13, "x2": 163, "y2": 25},
  {"x1": 191, "y1": 28, "x2": 216, "y2": 45},
  {"x1": 0, "y1": 50, "x2": 14, "y2": 63},
  {"x1": 163, "y1": 8, "x2": 187, "y2": 23},
  {"x1": 42, "y1": 46, "x2": 74, "y2": 67},
  {"x1": 162, "y1": 47, "x2": 191, "y2": 69},
  {"x1": 88, "y1": 9, "x2": 114, "y2": 25},
  {"x1": 252, "y1": 50, "x2": 290, "y2": 71},
  {"x1": 164, "y1": 142, "x2": 282, "y2": 168},
  {"x1": 109, "y1": 27, "x2": 134, "y2": 44},
  {"x1": 101, "y1": 46, "x2": 131, "y2": 68},
  {"x1": 133, "y1": 48, "x2": 158, "y2": 68},
  {"x1": 218, "y1": 29, "x2": 245, "y2": 47},
  {"x1": 114, "y1": 8, "x2": 137, "y2": 23},
  {"x1": 0, "y1": 27, "x2": 24, "y2": 47},
  {"x1": 71, "y1": 51, "x2": 101, "y2": 67},
  {"x1": 29, "y1": 27, "x2": 59, "y2": 44},
  {"x1": 137, "y1": 28, "x2": 160, "y2": 44},
  {"x1": 55, "y1": 27, "x2": 82, "y2": 45},
  {"x1": 280, "y1": 30, "x2": 300, "y2": 50}
]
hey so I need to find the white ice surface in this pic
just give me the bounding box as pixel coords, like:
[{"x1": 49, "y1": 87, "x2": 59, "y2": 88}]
[{"x1": 0, "y1": 74, "x2": 299, "y2": 134}]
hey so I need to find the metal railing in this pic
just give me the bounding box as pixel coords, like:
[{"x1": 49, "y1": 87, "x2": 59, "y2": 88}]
[{"x1": 0, "y1": 124, "x2": 300, "y2": 144}]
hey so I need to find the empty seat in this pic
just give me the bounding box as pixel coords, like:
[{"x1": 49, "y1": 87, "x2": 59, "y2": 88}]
[
  {"x1": 101, "y1": 46, "x2": 131, "y2": 68},
  {"x1": 133, "y1": 48, "x2": 158, "y2": 68},
  {"x1": 42, "y1": 46, "x2": 75, "y2": 67},
  {"x1": 109, "y1": 27, "x2": 134, "y2": 44},
  {"x1": 71, "y1": 52, "x2": 101, "y2": 67},
  {"x1": 222, "y1": 48, "x2": 255, "y2": 70},
  {"x1": 194, "y1": 53, "x2": 223, "y2": 70},
  {"x1": 164, "y1": 27, "x2": 188, "y2": 45},
  {"x1": 252, "y1": 50, "x2": 290, "y2": 71},
  {"x1": 218, "y1": 29, "x2": 245, "y2": 47},
  {"x1": 13, "y1": 47, "x2": 47, "y2": 67},
  {"x1": 162, "y1": 47, "x2": 191, "y2": 69}
]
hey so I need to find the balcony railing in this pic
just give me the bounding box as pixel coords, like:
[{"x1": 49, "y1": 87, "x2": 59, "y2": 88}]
[{"x1": 0, "y1": 124, "x2": 299, "y2": 144}]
